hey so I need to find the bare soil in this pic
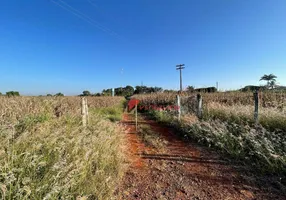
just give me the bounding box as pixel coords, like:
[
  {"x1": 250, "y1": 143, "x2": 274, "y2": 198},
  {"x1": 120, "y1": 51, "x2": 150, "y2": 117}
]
[{"x1": 119, "y1": 113, "x2": 286, "y2": 200}]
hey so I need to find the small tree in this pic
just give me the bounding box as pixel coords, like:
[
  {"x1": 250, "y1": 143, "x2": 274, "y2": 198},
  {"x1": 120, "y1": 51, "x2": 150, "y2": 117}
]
[
  {"x1": 6, "y1": 91, "x2": 20, "y2": 97},
  {"x1": 54, "y1": 93, "x2": 64, "y2": 96},
  {"x1": 269, "y1": 80, "x2": 277, "y2": 89},
  {"x1": 47, "y1": 94, "x2": 53, "y2": 96},
  {"x1": 102, "y1": 89, "x2": 112, "y2": 96},
  {"x1": 186, "y1": 86, "x2": 195, "y2": 93},
  {"x1": 81, "y1": 90, "x2": 91, "y2": 96},
  {"x1": 260, "y1": 74, "x2": 277, "y2": 89}
]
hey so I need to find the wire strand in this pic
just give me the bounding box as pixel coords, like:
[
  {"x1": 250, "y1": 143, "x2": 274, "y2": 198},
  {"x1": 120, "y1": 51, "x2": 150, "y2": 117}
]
[{"x1": 50, "y1": 0, "x2": 118, "y2": 37}]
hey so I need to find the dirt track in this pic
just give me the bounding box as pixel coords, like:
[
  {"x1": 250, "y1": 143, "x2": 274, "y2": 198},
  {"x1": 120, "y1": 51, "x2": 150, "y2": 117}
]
[{"x1": 119, "y1": 113, "x2": 285, "y2": 200}]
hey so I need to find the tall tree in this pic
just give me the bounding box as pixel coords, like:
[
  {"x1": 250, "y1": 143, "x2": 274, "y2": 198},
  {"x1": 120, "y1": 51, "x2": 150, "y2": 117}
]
[{"x1": 260, "y1": 74, "x2": 277, "y2": 89}]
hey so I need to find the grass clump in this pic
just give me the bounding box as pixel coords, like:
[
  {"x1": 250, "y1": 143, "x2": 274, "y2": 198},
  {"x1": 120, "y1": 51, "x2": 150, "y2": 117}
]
[
  {"x1": 0, "y1": 97, "x2": 126, "y2": 200},
  {"x1": 138, "y1": 124, "x2": 168, "y2": 150},
  {"x1": 91, "y1": 101, "x2": 125, "y2": 122}
]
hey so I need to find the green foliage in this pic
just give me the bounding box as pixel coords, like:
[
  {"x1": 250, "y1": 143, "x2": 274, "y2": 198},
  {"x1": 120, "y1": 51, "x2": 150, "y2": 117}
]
[
  {"x1": 195, "y1": 87, "x2": 217, "y2": 93},
  {"x1": 260, "y1": 74, "x2": 278, "y2": 89},
  {"x1": 134, "y1": 86, "x2": 163, "y2": 94},
  {"x1": 186, "y1": 86, "x2": 195, "y2": 93},
  {"x1": 115, "y1": 85, "x2": 134, "y2": 97},
  {"x1": 54, "y1": 93, "x2": 64, "y2": 96},
  {"x1": 240, "y1": 85, "x2": 266, "y2": 92},
  {"x1": 102, "y1": 88, "x2": 112, "y2": 96},
  {"x1": 46, "y1": 94, "x2": 52, "y2": 96},
  {"x1": 80, "y1": 90, "x2": 91, "y2": 96},
  {"x1": 91, "y1": 101, "x2": 125, "y2": 122},
  {"x1": 6, "y1": 91, "x2": 20, "y2": 97},
  {"x1": 100, "y1": 85, "x2": 163, "y2": 96}
]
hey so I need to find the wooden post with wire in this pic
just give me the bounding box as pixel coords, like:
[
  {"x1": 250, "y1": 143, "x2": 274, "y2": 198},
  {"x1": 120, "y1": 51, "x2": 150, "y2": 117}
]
[
  {"x1": 197, "y1": 94, "x2": 203, "y2": 119},
  {"x1": 254, "y1": 91, "x2": 259, "y2": 124},
  {"x1": 135, "y1": 104, "x2": 138, "y2": 132},
  {"x1": 177, "y1": 95, "x2": 181, "y2": 121},
  {"x1": 82, "y1": 97, "x2": 88, "y2": 127}
]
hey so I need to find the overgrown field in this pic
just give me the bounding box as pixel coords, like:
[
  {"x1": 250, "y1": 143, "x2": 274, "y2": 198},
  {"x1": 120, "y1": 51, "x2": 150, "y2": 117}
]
[
  {"x1": 0, "y1": 96, "x2": 125, "y2": 199},
  {"x1": 135, "y1": 92, "x2": 286, "y2": 174},
  {"x1": 135, "y1": 91, "x2": 286, "y2": 108}
]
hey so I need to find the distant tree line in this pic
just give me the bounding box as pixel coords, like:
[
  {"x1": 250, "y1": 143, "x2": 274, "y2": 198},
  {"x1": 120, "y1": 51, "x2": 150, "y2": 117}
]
[
  {"x1": 3, "y1": 74, "x2": 284, "y2": 97},
  {"x1": 194, "y1": 87, "x2": 217, "y2": 93},
  {"x1": 46, "y1": 93, "x2": 64, "y2": 96},
  {"x1": 78, "y1": 85, "x2": 164, "y2": 97},
  {"x1": 0, "y1": 91, "x2": 66, "y2": 97},
  {"x1": 0, "y1": 91, "x2": 21, "y2": 97},
  {"x1": 240, "y1": 74, "x2": 285, "y2": 92},
  {"x1": 134, "y1": 86, "x2": 163, "y2": 94}
]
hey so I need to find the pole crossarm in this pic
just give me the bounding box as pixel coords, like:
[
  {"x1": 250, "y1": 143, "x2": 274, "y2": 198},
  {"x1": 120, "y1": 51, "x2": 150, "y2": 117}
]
[{"x1": 176, "y1": 64, "x2": 185, "y2": 92}]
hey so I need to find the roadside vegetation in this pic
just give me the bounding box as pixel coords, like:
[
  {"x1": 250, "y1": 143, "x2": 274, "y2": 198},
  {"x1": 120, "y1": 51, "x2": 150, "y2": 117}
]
[
  {"x1": 135, "y1": 91, "x2": 286, "y2": 175},
  {"x1": 0, "y1": 96, "x2": 126, "y2": 199},
  {"x1": 138, "y1": 124, "x2": 168, "y2": 151},
  {"x1": 91, "y1": 100, "x2": 125, "y2": 122}
]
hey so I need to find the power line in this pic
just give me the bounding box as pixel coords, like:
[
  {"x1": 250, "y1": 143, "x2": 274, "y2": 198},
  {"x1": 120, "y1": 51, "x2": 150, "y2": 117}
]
[
  {"x1": 176, "y1": 64, "x2": 185, "y2": 92},
  {"x1": 87, "y1": 0, "x2": 99, "y2": 8},
  {"x1": 58, "y1": 0, "x2": 113, "y2": 33},
  {"x1": 59, "y1": 0, "x2": 117, "y2": 35},
  {"x1": 50, "y1": 0, "x2": 118, "y2": 36},
  {"x1": 87, "y1": 0, "x2": 118, "y2": 24}
]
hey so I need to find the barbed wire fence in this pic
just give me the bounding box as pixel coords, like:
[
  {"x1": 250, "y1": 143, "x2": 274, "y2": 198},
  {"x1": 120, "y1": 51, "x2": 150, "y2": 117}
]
[{"x1": 176, "y1": 91, "x2": 286, "y2": 123}]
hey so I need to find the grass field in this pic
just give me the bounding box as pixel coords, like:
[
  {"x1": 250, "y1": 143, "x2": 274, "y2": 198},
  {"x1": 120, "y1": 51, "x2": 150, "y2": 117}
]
[
  {"x1": 0, "y1": 96, "x2": 125, "y2": 199},
  {"x1": 0, "y1": 93, "x2": 285, "y2": 199}
]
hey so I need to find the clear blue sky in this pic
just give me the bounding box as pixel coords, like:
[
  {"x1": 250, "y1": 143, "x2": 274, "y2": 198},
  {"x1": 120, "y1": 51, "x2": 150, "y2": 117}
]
[{"x1": 0, "y1": 0, "x2": 285, "y2": 95}]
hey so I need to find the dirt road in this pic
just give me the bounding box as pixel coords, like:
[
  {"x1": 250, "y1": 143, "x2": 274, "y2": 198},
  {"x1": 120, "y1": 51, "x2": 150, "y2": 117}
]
[{"x1": 119, "y1": 113, "x2": 285, "y2": 200}]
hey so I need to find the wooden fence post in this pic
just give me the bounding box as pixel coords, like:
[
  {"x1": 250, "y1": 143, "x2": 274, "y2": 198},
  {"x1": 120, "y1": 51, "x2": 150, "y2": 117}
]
[
  {"x1": 254, "y1": 91, "x2": 259, "y2": 124},
  {"x1": 82, "y1": 97, "x2": 88, "y2": 127},
  {"x1": 176, "y1": 95, "x2": 181, "y2": 121},
  {"x1": 135, "y1": 104, "x2": 138, "y2": 132},
  {"x1": 197, "y1": 94, "x2": 203, "y2": 119}
]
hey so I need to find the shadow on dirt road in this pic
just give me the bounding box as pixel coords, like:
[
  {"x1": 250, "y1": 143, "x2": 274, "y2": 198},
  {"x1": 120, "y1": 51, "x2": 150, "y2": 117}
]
[{"x1": 118, "y1": 113, "x2": 285, "y2": 200}]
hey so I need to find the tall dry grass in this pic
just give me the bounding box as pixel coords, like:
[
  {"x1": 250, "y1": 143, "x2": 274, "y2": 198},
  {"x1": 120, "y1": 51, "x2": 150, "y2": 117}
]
[
  {"x1": 0, "y1": 96, "x2": 125, "y2": 199},
  {"x1": 135, "y1": 91, "x2": 286, "y2": 109},
  {"x1": 134, "y1": 91, "x2": 285, "y2": 130}
]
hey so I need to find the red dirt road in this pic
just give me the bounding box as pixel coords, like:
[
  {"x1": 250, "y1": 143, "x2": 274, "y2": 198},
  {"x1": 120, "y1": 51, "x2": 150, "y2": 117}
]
[{"x1": 119, "y1": 113, "x2": 285, "y2": 200}]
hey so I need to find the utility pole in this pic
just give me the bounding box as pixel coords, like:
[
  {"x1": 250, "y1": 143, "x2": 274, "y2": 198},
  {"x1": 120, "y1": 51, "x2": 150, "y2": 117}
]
[
  {"x1": 121, "y1": 68, "x2": 124, "y2": 93},
  {"x1": 176, "y1": 64, "x2": 185, "y2": 92}
]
